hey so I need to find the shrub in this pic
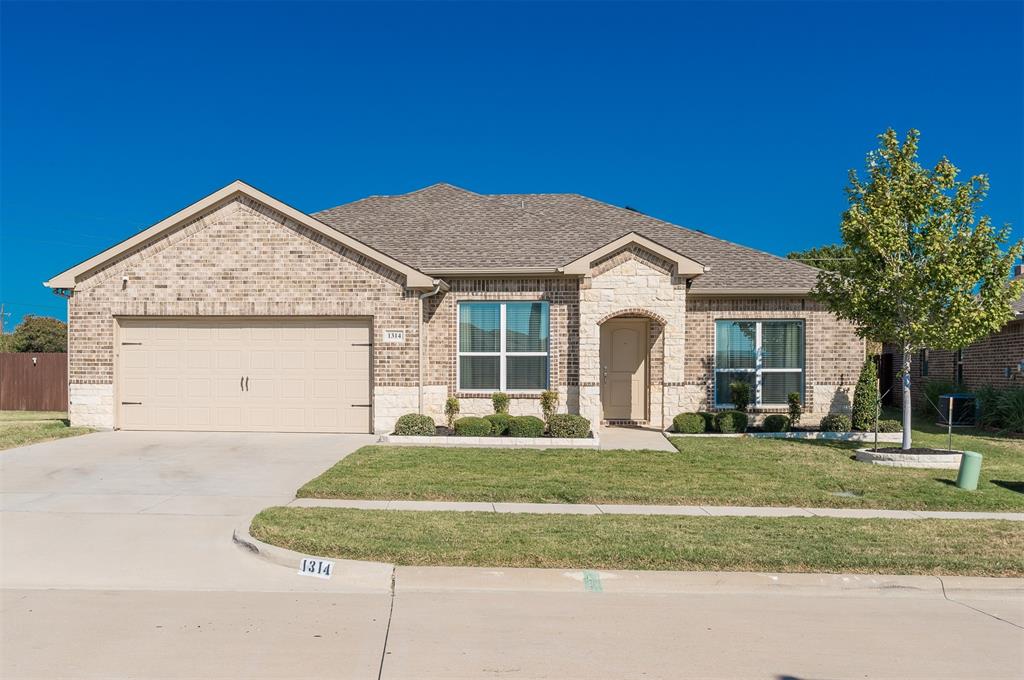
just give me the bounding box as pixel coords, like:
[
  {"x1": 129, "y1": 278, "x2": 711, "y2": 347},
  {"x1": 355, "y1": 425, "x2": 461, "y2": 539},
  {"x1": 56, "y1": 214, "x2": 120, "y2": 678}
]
[
  {"x1": 491, "y1": 392, "x2": 510, "y2": 414},
  {"x1": 920, "y1": 380, "x2": 959, "y2": 417},
  {"x1": 995, "y1": 388, "x2": 1024, "y2": 433},
  {"x1": 975, "y1": 385, "x2": 1002, "y2": 428},
  {"x1": 548, "y1": 414, "x2": 591, "y2": 438},
  {"x1": 484, "y1": 413, "x2": 512, "y2": 436},
  {"x1": 454, "y1": 416, "x2": 493, "y2": 437},
  {"x1": 508, "y1": 415, "x2": 545, "y2": 437},
  {"x1": 443, "y1": 397, "x2": 460, "y2": 430},
  {"x1": 851, "y1": 359, "x2": 879, "y2": 430},
  {"x1": 761, "y1": 414, "x2": 790, "y2": 432},
  {"x1": 715, "y1": 410, "x2": 748, "y2": 434},
  {"x1": 393, "y1": 413, "x2": 436, "y2": 436},
  {"x1": 819, "y1": 413, "x2": 852, "y2": 432},
  {"x1": 696, "y1": 411, "x2": 717, "y2": 432},
  {"x1": 672, "y1": 413, "x2": 706, "y2": 434},
  {"x1": 787, "y1": 392, "x2": 802, "y2": 427},
  {"x1": 10, "y1": 315, "x2": 67, "y2": 353},
  {"x1": 729, "y1": 381, "x2": 752, "y2": 412},
  {"x1": 540, "y1": 390, "x2": 559, "y2": 423},
  {"x1": 876, "y1": 419, "x2": 902, "y2": 432}
]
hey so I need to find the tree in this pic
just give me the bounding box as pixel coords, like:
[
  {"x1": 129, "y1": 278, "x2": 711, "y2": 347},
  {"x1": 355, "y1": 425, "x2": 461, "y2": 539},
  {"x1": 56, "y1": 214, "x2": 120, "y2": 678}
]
[
  {"x1": 10, "y1": 315, "x2": 67, "y2": 353},
  {"x1": 787, "y1": 244, "x2": 848, "y2": 272},
  {"x1": 851, "y1": 359, "x2": 879, "y2": 431},
  {"x1": 814, "y1": 129, "x2": 1023, "y2": 449}
]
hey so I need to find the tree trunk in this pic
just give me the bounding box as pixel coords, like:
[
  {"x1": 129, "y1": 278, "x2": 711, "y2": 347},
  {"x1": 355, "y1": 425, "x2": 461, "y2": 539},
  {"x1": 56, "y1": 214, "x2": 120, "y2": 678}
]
[{"x1": 901, "y1": 346, "x2": 913, "y2": 450}]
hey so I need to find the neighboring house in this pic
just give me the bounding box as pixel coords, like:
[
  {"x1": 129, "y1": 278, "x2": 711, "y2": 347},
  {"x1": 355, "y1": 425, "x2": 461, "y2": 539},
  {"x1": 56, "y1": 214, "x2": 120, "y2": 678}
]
[
  {"x1": 881, "y1": 266, "x2": 1024, "y2": 407},
  {"x1": 45, "y1": 181, "x2": 864, "y2": 434}
]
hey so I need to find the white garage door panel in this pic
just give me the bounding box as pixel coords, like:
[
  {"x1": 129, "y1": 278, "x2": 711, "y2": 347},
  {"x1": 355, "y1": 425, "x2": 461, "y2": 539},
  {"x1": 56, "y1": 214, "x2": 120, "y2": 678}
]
[{"x1": 117, "y1": 318, "x2": 372, "y2": 433}]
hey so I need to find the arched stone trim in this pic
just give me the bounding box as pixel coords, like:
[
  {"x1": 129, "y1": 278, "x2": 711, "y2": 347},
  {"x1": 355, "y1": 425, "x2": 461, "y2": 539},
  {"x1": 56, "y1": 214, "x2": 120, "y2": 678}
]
[{"x1": 597, "y1": 308, "x2": 668, "y2": 327}]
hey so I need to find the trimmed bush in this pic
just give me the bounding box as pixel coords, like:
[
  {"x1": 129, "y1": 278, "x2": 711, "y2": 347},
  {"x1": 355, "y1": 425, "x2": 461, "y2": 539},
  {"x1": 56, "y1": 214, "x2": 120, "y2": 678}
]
[
  {"x1": 393, "y1": 413, "x2": 436, "y2": 436},
  {"x1": 696, "y1": 411, "x2": 716, "y2": 432},
  {"x1": 454, "y1": 417, "x2": 493, "y2": 437},
  {"x1": 995, "y1": 388, "x2": 1024, "y2": 433},
  {"x1": 540, "y1": 390, "x2": 559, "y2": 423},
  {"x1": 484, "y1": 413, "x2": 512, "y2": 436},
  {"x1": 492, "y1": 392, "x2": 510, "y2": 414},
  {"x1": 443, "y1": 397, "x2": 460, "y2": 430},
  {"x1": 761, "y1": 414, "x2": 790, "y2": 432},
  {"x1": 715, "y1": 410, "x2": 748, "y2": 434},
  {"x1": 876, "y1": 419, "x2": 902, "y2": 432},
  {"x1": 852, "y1": 359, "x2": 879, "y2": 430},
  {"x1": 548, "y1": 414, "x2": 591, "y2": 438},
  {"x1": 819, "y1": 413, "x2": 852, "y2": 432},
  {"x1": 729, "y1": 381, "x2": 752, "y2": 412},
  {"x1": 672, "y1": 413, "x2": 706, "y2": 434},
  {"x1": 508, "y1": 415, "x2": 545, "y2": 437},
  {"x1": 787, "y1": 392, "x2": 802, "y2": 427}
]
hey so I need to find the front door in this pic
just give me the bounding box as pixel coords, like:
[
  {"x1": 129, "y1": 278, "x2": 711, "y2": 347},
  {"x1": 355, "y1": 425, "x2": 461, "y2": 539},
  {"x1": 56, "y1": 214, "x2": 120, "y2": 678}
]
[{"x1": 600, "y1": 318, "x2": 648, "y2": 421}]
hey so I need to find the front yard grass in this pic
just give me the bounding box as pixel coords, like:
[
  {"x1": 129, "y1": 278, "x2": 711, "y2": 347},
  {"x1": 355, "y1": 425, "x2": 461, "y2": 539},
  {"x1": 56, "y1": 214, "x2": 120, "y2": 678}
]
[
  {"x1": 251, "y1": 507, "x2": 1024, "y2": 577},
  {"x1": 297, "y1": 422, "x2": 1024, "y2": 511},
  {"x1": 0, "y1": 411, "x2": 92, "y2": 451}
]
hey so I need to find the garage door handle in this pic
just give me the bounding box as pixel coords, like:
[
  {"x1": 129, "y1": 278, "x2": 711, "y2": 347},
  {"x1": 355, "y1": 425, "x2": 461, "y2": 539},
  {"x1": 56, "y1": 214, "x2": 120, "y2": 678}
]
[
  {"x1": 245, "y1": 376, "x2": 249, "y2": 391},
  {"x1": 351, "y1": 404, "x2": 372, "y2": 408},
  {"x1": 240, "y1": 376, "x2": 244, "y2": 392},
  {"x1": 121, "y1": 401, "x2": 142, "y2": 405}
]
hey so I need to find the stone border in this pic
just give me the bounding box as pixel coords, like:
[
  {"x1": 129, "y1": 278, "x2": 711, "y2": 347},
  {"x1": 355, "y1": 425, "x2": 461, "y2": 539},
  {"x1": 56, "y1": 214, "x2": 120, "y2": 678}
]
[
  {"x1": 379, "y1": 433, "x2": 599, "y2": 448},
  {"x1": 671, "y1": 431, "x2": 903, "y2": 442},
  {"x1": 855, "y1": 447, "x2": 965, "y2": 469}
]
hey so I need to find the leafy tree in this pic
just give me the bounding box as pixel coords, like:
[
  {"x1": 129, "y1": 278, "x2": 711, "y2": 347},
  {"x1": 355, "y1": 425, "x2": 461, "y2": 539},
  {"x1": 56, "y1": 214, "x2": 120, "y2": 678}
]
[
  {"x1": 10, "y1": 315, "x2": 67, "y2": 353},
  {"x1": 815, "y1": 129, "x2": 1022, "y2": 448},
  {"x1": 787, "y1": 244, "x2": 848, "y2": 272},
  {"x1": 851, "y1": 359, "x2": 879, "y2": 431}
]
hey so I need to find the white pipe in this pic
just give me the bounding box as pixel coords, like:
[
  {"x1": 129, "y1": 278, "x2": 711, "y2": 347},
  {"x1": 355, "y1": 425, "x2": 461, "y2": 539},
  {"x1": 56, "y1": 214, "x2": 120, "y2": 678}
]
[{"x1": 418, "y1": 281, "x2": 446, "y2": 414}]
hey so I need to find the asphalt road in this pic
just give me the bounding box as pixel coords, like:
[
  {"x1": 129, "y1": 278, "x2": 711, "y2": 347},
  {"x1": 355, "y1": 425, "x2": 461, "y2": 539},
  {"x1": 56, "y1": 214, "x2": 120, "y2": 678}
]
[{"x1": 2, "y1": 431, "x2": 1022, "y2": 679}]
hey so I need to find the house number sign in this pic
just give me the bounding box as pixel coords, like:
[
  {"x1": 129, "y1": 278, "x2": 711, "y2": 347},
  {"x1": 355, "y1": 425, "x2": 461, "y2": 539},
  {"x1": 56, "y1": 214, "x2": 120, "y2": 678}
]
[
  {"x1": 383, "y1": 330, "x2": 405, "y2": 343},
  {"x1": 298, "y1": 557, "x2": 334, "y2": 579}
]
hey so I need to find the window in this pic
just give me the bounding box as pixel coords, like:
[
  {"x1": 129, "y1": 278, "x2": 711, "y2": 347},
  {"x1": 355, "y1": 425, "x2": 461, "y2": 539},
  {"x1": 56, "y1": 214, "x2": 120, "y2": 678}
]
[
  {"x1": 458, "y1": 302, "x2": 549, "y2": 391},
  {"x1": 715, "y1": 320, "x2": 803, "y2": 407},
  {"x1": 919, "y1": 349, "x2": 930, "y2": 377}
]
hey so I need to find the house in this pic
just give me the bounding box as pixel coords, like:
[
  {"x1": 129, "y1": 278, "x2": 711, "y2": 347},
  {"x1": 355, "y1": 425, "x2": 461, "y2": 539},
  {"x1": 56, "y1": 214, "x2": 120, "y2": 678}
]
[
  {"x1": 881, "y1": 266, "x2": 1024, "y2": 407},
  {"x1": 45, "y1": 181, "x2": 864, "y2": 434}
]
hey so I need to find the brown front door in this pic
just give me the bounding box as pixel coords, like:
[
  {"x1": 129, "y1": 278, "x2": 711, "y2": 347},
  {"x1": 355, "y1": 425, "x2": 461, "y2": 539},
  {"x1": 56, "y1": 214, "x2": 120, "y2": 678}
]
[{"x1": 600, "y1": 318, "x2": 648, "y2": 420}]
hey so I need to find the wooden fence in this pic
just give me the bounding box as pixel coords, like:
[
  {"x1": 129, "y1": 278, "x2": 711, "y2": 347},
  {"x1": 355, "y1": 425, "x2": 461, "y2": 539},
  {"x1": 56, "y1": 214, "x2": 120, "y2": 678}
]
[{"x1": 0, "y1": 353, "x2": 68, "y2": 411}]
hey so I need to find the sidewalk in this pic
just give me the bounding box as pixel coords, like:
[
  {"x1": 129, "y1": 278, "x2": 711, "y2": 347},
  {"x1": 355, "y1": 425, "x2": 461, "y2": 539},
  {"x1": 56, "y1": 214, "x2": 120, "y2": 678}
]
[{"x1": 288, "y1": 497, "x2": 1024, "y2": 521}]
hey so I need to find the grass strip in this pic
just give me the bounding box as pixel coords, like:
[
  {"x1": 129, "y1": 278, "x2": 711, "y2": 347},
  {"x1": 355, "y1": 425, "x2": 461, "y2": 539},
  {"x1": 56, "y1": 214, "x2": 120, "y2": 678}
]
[{"x1": 251, "y1": 507, "x2": 1024, "y2": 577}]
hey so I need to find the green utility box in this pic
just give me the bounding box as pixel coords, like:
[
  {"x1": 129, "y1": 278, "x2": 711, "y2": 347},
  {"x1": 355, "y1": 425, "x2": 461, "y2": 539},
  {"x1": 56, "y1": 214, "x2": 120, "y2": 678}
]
[{"x1": 955, "y1": 451, "x2": 983, "y2": 491}]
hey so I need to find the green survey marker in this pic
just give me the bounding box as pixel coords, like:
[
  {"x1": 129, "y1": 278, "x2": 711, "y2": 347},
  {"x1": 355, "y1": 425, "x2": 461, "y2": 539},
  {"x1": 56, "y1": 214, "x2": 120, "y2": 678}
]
[{"x1": 582, "y1": 570, "x2": 603, "y2": 592}]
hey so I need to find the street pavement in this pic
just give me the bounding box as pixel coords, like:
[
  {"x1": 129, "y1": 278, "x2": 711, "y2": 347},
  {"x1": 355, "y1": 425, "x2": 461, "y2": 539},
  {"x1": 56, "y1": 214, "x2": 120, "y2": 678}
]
[{"x1": 2, "y1": 431, "x2": 1022, "y2": 679}]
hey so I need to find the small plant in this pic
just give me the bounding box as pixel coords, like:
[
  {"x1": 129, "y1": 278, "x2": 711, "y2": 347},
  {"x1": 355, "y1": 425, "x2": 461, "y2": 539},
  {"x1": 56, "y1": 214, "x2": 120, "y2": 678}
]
[
  {"x1": 995, "y1": 388, "x2": 1024, "y2": 433},
  {"x1": 508, "y1": 415, "x2": 545, "y2": 437},
  {"x1": 729, "y1": 381, "x2": 752, "y2": 412},
  {"x1": 714, "y1": 410, "x2": 748, "y2": 434},
  {"x1": 454, "y1": 416, "x2": 493, "y2": 437},
  {"x1": 540, "y1": 390, "x2": 559, "y2": 423},
  {"x1": 443, "y1": 397, "x2": 460, "y2": 430},
  {"x1": 484, "y1": 413, "x2": 512, "y2": 436},
  {"x1": 876, "y1": 419, "x2": 902, "y2": 433},
  {"x1": 761, "y1": 414, "x2": 790, "y2": 432},
  {"x1": 672, "y1": 413, "x2": 706, "y2": 434},
  {"x1": 696, "y1": 411, "x2": 717, "y2": 432},
  {"x1": 492, "y1": 392, "x2": 510, "y2": 414},
  {"x1": 393, "y1": 413, "x2": 436, "y2": 436},
  {"x1": 548, "y1": 414, "x2": 591, "y2": 438},
  {"x1": 819, "y1": 413, "x2": 852, "y2": 432},
  {"x1": 852, "y1": 359, "x2": 879, "y2": 431},
  {"x1": 787, "y1": 392, "x2": 803, "y2": 427}
]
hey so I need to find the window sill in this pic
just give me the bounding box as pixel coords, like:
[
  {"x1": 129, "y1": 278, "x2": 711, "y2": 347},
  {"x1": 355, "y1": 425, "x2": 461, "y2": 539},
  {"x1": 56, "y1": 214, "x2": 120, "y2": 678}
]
[{"x1": 456, "y1": 391, "x2": 546, "y2": 399}]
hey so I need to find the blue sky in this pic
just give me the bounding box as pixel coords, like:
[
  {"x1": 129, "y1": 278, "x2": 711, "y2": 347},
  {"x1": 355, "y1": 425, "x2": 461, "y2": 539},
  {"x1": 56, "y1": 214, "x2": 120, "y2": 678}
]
[{"x1": 1, "y1": 0, "x2": 1021, "y2": 327}]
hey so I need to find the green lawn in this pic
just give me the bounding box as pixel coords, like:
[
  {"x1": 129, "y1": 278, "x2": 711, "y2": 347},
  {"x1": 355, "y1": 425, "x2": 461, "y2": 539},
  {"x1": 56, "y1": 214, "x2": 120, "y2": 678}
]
[
  {"x1": 297, "y1": 421, "x2": 1024, "y2": 511},
  {"x1": 251, "y1": 507, "x2": 1024, "y2": 577},
  {"x1": 0, "y1": 411, "x2": 92, "y2": 451}
]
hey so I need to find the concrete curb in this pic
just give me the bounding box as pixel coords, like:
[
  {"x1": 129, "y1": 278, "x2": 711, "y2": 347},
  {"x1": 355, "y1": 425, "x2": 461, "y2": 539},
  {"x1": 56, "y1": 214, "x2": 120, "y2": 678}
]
[{"x1": 232, "y1": 525, "x2": 395, "y2": 578}]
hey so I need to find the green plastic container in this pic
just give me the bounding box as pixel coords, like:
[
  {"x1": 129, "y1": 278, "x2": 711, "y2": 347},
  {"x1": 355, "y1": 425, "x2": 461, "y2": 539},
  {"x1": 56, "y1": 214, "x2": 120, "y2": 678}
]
[{"x1": 955, "y1": 451, "x2": 983, "y2": 491}]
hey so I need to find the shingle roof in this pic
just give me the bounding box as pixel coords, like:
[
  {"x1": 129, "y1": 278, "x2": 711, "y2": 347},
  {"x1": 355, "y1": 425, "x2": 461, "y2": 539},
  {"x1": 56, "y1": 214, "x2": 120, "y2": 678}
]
[{"x1": 313, "y1": 183, "x2": 820, "y2": 292}]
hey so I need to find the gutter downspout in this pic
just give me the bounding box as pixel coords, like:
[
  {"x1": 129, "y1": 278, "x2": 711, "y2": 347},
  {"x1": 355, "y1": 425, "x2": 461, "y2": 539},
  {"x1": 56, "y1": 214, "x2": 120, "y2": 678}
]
[{"x1": 418, "y1": 280, "x2": 447, "y2": 415}]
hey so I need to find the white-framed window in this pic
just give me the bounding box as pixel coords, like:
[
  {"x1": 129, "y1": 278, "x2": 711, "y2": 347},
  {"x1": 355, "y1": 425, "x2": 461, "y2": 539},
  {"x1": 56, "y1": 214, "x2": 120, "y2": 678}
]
[
  {"x1": 714, "y1": 320, "x2": 804, "y2": 407},
  {"x1": 458, "y1": 301, "x2": 550, "y2": 391}
]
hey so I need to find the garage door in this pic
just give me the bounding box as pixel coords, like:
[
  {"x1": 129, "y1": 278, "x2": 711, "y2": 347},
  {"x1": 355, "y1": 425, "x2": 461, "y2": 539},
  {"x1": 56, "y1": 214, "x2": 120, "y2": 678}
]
[{"x1": 116, "y1": 318, "x2": 372, "y2": 433}]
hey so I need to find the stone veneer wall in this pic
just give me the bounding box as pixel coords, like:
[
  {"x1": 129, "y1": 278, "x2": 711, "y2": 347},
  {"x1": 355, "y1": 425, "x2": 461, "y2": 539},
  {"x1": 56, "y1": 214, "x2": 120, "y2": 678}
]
[
  {"x1": 684, "y1": 296, "x2": 865, "y2": 419},
  {"x1": 66, "y1": 196, "x2": 421, "y2": 432}
]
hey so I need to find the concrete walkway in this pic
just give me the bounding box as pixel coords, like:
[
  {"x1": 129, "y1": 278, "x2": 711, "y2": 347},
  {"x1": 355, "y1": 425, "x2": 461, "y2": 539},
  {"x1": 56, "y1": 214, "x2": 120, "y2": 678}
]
[
  {"x1": 599, "y1": 426, "x2": 676, "y2": 451},
  {"x1": 289, "y1": 497, "x2": 1024, "y2": 521}
]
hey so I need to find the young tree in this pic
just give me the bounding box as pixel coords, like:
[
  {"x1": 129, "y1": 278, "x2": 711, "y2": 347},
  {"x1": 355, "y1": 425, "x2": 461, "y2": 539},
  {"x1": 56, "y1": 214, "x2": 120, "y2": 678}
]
[
  {"x1": 10, "y1": 315, "x2": 67, "y2": 353},
  {"x1": 815, "y1": 129, "x2": 1022, "y2": 448}
]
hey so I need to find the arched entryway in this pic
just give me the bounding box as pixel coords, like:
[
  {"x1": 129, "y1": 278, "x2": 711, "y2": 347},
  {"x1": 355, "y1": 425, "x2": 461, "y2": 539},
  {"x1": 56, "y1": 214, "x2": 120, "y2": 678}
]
[{"x1": 597, "y1": 310, "x2": 666, "y2": 424}]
